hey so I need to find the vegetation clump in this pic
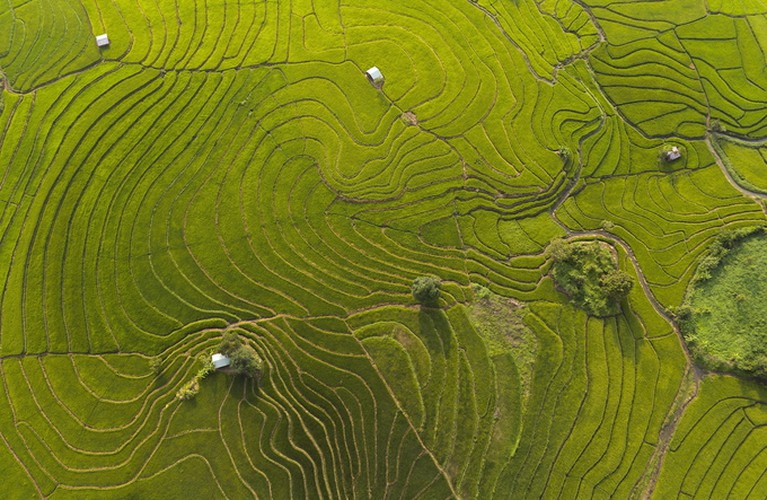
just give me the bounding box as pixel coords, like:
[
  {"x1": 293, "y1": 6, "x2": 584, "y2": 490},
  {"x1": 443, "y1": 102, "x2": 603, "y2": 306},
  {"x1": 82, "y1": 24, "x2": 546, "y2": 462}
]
[
  {"x1": 679, "y1": 227, "x2": 767, "y2": 379},
  {"x1": 176, "y1": 357, "x2": 215, "y2": 401},
  {"x1": 692, "y1": 226, "x2": 763, "y2": 282},
  {"x1": 600, "y1": 269, "x2": 634, "y2": 301},
  {"x1": 411, "y1": 276, "x2": 441, "y2": 305},
  {"x1": 218, "y1": 331, "x2": 263, "y2": 380},
  {"x1": 148, "y1": 356, "x2": 163, "y2": 376},
  {"x1": 548, "y1": 239, "x2": 633, "y2": 317},
  {"x1": 468, "y1": 284, "x2": 537, "y2": 405}
]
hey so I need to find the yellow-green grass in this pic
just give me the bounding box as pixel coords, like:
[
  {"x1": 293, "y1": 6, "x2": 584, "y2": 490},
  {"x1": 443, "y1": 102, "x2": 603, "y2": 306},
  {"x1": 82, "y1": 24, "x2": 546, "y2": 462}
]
[
  {"x1": 0, "y1": 0, "x2": 99, "y2": 92},
  {"x1": 718, "y1": 139, "x2": 767, "y2": 194},
  {"x1": 586, "y1": 2, "x2": 767, "y2": 139},
  {"x1": 557, "y1": 166, "x2": 766, "y2": 307},
  {"x1": 655, "y1": 375, "x2": 767, "y2": 498}
]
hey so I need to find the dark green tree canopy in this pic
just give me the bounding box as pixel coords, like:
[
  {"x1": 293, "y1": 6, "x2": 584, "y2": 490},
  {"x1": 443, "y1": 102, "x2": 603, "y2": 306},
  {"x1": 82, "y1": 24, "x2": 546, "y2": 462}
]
[
  {"x1": 219, "y1": 330, "x2": 243, "y2": 357},
  {"x1": 548, "y1": 239, "x2": 633, "y2": 317},
  {"x1": 229, "y1": 347, "x2": 263, "y2": 379},
  {"x1": 600, "y1": 270, "x2": 634, "y2": 300},
  {"x1": 218, "y1": 331, "x2": 263, "y2": 379},
  {"x1": 411, "y1": 276, "x2": 441, "y2": 304}
]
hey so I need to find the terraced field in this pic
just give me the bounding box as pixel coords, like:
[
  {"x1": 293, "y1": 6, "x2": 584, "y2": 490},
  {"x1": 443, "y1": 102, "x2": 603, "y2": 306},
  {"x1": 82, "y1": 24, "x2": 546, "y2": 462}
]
[{"x1": 0, "y1": 0, "x2": 766, "y2": 497}]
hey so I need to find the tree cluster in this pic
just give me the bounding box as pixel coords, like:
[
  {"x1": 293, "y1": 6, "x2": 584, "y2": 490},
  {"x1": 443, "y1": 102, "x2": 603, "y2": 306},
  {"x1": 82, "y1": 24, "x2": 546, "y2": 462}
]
[
  {"x1": 693, "y1": 226, "x2": 763, "y2": 282},
  {"x1": 218, "y1": 331, "x2": 263, "y2": 380},
  {"x1": 548, "y1": 239, "x2": 633, "y2": 317},
  {"x1": 677, "y1": 226, "x2": 767, "y2": 381}
]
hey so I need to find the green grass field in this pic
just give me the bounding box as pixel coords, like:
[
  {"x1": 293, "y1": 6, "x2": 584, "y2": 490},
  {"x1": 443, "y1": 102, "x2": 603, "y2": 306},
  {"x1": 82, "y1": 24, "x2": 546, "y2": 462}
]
[
  {"x1": 682, "y1": 232, "x2": 767, "y2": 376},
  {"x1": 717, "y1": 138, "x2": 767, "y2": 194},
  {"x1": 1, "y1": 0, "x2": 767, "y2": 497}
]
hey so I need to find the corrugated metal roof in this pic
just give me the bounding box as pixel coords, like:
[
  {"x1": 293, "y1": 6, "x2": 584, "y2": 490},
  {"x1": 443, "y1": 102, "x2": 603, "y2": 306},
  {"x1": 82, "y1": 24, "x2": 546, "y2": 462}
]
[
  {"x1": 366, "y1": 67, "x2": 384, "y2": 84},
  {"x1": 212, "y1": 353, "x2": 231, "y2": 368}
]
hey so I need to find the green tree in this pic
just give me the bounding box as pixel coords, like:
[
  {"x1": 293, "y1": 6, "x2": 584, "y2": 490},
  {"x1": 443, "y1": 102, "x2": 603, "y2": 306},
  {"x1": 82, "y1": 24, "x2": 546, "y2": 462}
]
[
  {"x1": 412, "y1": 276, "x2": 441, "y2": 304},
  {"x1": 148, "y1": 356, "x2": 162, "y2": 376},
  {"x1": 600, "y1": 270, "x2": 633, "y2": 301},
  {"x1": 217, "y1": 331, "x2": 263, "y2": 379},
  {"x1": 547, "y1": 238, "x2": 573, "y2": 262},
  {"x1": 218, "y1": 330, "x2": 243, "y2": 357},
  {"x1": 229, "y1": 346, "x2": 263, "y2": 379},
  {"x1": 548, "y1": 239, "x2": 633, "y2": 316}
]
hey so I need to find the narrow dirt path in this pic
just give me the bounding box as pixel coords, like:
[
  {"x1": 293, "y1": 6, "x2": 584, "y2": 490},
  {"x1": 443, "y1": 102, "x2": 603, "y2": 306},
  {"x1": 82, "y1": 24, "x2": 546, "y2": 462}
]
[{"x1": 638, "y1": 364, "x2": 703, "y2": 499}]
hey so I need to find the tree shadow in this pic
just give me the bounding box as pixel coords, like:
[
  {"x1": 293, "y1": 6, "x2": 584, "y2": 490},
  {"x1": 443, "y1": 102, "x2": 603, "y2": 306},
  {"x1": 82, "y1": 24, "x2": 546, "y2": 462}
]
[{"x1": 418, "y1": 306, "x2": 453, "y2": 355}]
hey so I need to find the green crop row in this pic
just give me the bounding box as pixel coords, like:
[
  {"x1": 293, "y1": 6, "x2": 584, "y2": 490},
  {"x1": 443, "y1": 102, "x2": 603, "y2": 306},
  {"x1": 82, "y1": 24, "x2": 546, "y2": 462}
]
[{"x1": 655, "y1": 375, "x2": 767, "y2": 498}]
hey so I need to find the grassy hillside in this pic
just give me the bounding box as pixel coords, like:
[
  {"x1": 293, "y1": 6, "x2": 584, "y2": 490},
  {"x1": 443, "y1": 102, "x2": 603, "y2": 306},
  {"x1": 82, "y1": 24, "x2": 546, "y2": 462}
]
[
  {"x1": 0, "y1": 0, "x2": 766, "y2": 497},
  {"x1": 682, "y1": 231, "x2": 767, "y2": 377}
]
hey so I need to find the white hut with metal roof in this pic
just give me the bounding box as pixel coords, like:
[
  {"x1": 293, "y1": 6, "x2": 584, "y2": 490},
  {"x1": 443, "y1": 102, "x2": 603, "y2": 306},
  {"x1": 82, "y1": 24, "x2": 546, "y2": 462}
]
[
  {"x1": 665, "y1": 146, "x2": 681, "y2": 161},
  {"x1": 365, "y1": 66, "x2": 384, "y2": 87},
  {"x1": 95, "y1": 33, "x2": 110, "y2": 47},
  {"x1": 211, "y1": 353, "x2": 231, "y2": 369}
]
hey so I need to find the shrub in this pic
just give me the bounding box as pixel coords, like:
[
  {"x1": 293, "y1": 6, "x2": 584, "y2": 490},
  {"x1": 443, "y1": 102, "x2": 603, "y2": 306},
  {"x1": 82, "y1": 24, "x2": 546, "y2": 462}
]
[
  {"x1": 218, "y1": 331, "x2": 242, "y2": 357},
  {"x1": 674, "y1": 304, "x2": 695, "y2": 333},
  {"x1": 229, "y1": 346, "x2": 263, "y2": 379},
  {"x1": 198, "y1": 358, "x2": 215, "y2": 378},
  {"x1": 600, "y1": 270, "x2": 633, "y2": 300},
  {"x1": 693, "y1": 226, "x2": 764, "y2": 283},
  {"x1": 176, "y1": 357, "x2": 216, "y2": 402},
  {"x1": 176, "y1": 379, "x2": 199, "y2": 401},
  {"x1": 149, "y1": 356, "x2": 162, "y2": 375},
  {"x1": 411, "y1": 276, "x2": 441, "y2": 305},
  {"x1": 470, "y1": 283, "x2": 492, "y2": 301},
  {"x1": 547, "y1": 238, "x2": 574, "y2": 262}
]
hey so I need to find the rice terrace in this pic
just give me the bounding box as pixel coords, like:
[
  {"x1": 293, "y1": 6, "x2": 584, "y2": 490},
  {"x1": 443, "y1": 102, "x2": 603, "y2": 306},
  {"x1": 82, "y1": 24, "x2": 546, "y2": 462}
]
[{"x1": 2, "y1": 0, "x2": 767, "y2": 497}]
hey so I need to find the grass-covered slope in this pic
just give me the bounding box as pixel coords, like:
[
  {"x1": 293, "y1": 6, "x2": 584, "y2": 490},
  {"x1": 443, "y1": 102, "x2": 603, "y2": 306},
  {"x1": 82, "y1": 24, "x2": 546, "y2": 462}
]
[
  {"x1": 0, "y1": 0, "x2": 99, "y2": 91},
  {"x1": 0, "y1": 0, "x2": 765, "y2": 497}
]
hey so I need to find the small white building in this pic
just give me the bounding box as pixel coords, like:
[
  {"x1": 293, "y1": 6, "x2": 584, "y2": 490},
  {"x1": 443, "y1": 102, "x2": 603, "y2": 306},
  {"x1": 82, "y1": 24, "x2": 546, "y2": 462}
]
[
  {"x1": 365, "y1": 66, "x2": 384, "y2": 86},
  {"x1": 211, "y1": 353, "x2": 231, "y2": 369},
  {"x1": 95, "y1": 34, "x2": 110, "y2": 47},
  {"x1": 665, "y1": 146, "x2": 681, "y2": 161}
]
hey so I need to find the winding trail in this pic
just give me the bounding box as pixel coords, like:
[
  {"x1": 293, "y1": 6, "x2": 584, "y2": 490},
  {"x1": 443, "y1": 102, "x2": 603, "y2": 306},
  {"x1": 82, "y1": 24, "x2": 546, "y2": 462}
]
[{"x1": 640, "y1": 364, "x2": 703, "y2": 499}]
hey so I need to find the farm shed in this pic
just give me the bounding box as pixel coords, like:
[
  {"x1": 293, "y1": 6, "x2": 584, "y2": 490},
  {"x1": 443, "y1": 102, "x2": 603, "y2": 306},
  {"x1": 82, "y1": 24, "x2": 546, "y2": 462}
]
[
  {"x1": 95, "y1": 34, "x2": 110, "y2": 47},
  {"x1": 665, "y1": 146, "x2": 681, "y2": 161},
  {"x1": 212, "y1": 353, "x2": 231, "y2": 369},
  {"x1": 365, "y1": 67, "x2": 384, "y2": 86}
]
